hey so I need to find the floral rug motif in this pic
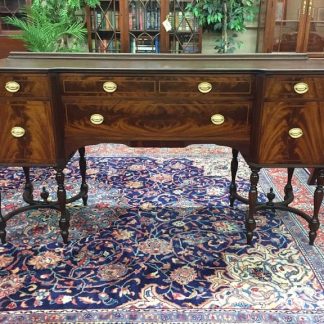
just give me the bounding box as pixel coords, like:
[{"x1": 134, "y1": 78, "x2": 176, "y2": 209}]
[{"x1": 0, "y1": 144, "x2": 323, "y2": 324}]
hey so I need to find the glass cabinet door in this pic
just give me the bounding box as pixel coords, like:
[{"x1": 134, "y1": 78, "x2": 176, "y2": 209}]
[
  {"x1": 87, "y1": 0, "x2": 201, "y2": 54},
  {"x1": 168, "y1": 0, "x2": 200, "y2": 53},
  {"x1": 128, "y1": 0, "x2": 161, "y2": 53},
  {"x1": 272, "y1": 0, "x2": 306, "y2": 52},
  {"x1": 0, "y1": 0, "x2": 31, "y2": 32},
  {"x1": 89, "y1": 0, "x2": 121, "y2": 53},
  {"x1": 258, "y1": 0, "x2": 324, "y2": 55},
  {"x1": 304, "y1": 0, "x2": 324, "y2": 52}
]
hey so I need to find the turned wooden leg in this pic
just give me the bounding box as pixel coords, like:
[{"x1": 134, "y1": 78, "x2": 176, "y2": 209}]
[
  {"x1": 284, "y1": 167, "x2": 294, "y2": 201},
  {"x1": 78, "y1": 147, "x2": 88, "y2": 206},
  {"x1": 0, "y1": 190, "x2": 6, "y2": 244},
  {"x1": 247, "y1": 167, "x2": 260, "y2": 245},
  {"x1": 23, "y1": 167, "x2": 34, "y2": 202},
  {"x1": 229, "y1": 148, "x2": 239, "y2": 207},
  {"x1": 309, "y1": 168, "x2": 324, "y2": 245},
  {"x1": 307, "y1": 168, "x2": 318, "y2": 185},
  {"x1": 55, "y1": 167, "x2": 70, "y2": 244}
]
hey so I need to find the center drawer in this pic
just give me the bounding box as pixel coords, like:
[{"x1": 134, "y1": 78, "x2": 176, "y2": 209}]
[
  {"x1": 60, "y1": 75, "x2": 156, "y2": 97},
  {"x1": 64, "y1": 100, "x2": 251, "y2": 141},
  {"x1": 158, "y1": 75, "x2": 253, "y2": 97}
]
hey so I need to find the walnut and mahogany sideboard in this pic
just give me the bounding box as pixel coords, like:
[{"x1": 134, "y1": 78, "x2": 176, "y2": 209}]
[{"x1": 0, "y1": 52, "x2": 323, "y2": 246}]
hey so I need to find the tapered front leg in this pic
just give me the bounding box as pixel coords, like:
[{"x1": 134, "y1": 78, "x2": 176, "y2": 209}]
[
  {"x1": 55, "y1": 167, "x2": 70, "y2": 244},
  {"x1": 309, "y1": 168, "x2": 324, "y2": 245},
  {"x1": 229, "y1": 149, "x2": 239, "y2": 207},
  {"x1": 0, "y1": 190, "x2": 6, "y2": 244},
  {"x1": 78, "y1": 147, "x2": 88, "y2": 206},
  {"x1": 247, "y1": 167, "x2": 260, "y2": 245}
]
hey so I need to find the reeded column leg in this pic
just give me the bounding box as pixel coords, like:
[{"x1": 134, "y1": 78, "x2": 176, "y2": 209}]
[
  {"x1": 284, "y1": 167, "x2": 294, "y2": 201},
  {"x1": 0, "y1": 191, "x2": 6, "y2": 244},
  {"x1": 247, "y1": 167, "x2": 260, "y2": 245},
  {"x1": 78, "y1": 147, "x2": 88, "y2": 206},
  {"x1": 55, "y1": 167, "x2": 70, "y2": 244},
  {"x1": 229, "y1": 149, "x2": 239, "y2": 207},
  {"x1": 309, "y1": 168, "x2": 324, "y2": 245},
  {"x1": 23, "y1": 167, "x2": 34, "y2": 202}
]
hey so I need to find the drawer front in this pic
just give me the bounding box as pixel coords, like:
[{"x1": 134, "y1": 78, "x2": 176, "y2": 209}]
[
  {"x1": 65, "y1": 100, "x2": 251, "y2": 141},
  {"x1": 265, "y1": 76, "x2": 324, "y2": 100},
  {"x1": 0, "y1": 101, "x2": 55, "y2": 164},
  {"x1": 60, "y1": 74, "x2": 254, "y2": 98},
  {"x1": 257, "y1": 102, "x2": 324, "y2": 165},
  {"x1": 0, "y1": 74, "x2": 50, "y2": 98},
  {"x1": 60, "y1": 75, "x2": 156, "y2": 97},
  {"x1": 159, "y1": 75, "x2": 253, "y2": 97}
]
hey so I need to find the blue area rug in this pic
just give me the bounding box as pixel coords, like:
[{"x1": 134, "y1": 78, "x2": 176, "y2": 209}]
[{"x1": 0, "y1": 144, "x2": 323, "y2": 323}]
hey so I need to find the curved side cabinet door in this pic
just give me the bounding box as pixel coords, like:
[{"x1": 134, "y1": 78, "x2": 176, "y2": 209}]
[{"x1": 0, "y1": 100, "x2": 56, "y2": 165}]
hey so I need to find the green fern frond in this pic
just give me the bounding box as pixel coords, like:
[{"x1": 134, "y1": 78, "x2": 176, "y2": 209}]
[{"x1": 2, "y1": 1, "x2": 93, "y2": 52}]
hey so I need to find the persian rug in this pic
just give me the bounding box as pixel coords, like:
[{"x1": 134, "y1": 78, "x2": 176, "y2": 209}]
[{"x1": 0, "y1": 144, "x2": 323, "y2": 324}]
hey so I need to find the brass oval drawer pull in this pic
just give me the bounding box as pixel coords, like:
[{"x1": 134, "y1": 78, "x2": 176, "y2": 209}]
[
  {"x1": 289, "y1": 128, "x2": 303, "y2": 139},
  {"x1": 90, "y1": 114, "x2": 104, "y2": 125},
  {"x1": 11, "y1": 126, "x2": 25, "y2": 138},
  {"x1": 211, "y1": 114, "x2": 225, "y2": 125},
  {"x1": 5, "y1": 81, "x2": 20, "y2": 93},
  {"x1": 198, "y1": 82, "x2": 212, "y2": 94},
  {"x1": 103, "y1": 81, "x2": 117, "y2": 93},
  {"x1": 294, "y1": 82, "x2": 309, "y2": 94}
]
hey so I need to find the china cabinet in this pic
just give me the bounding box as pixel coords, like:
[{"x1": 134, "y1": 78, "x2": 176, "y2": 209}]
[
  {"x1": 0, "y1": 0, "x2": 31, "y2": 58},
  {"x1": 257, "y1": 0, "x2": 324, "y2": 56},
  {"x1": 86, "y1": 0, "x2": 201, "y2": 53}
]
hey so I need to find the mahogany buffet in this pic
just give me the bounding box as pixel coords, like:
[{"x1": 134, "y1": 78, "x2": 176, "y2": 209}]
[{"x1": 0, "y1": 52, "x2": 323, "y2": 246}]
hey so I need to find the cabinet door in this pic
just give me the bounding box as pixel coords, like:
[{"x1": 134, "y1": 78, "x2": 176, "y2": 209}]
[
  {"x1": 127, "y1": 0, "x2": 162, "y2": 53},
  {"x1": 0, "y1": 0, "x2": 32, "y2": 33},
  {"x1": 87, "y1": 0, "x2": 122, "y2": 53},
  {"x1": 0, "y1": 100, "x2": 56, "y2": 165},
  {"x1": 167, "y1": 0, "x2": 201, "y2": 53},
  {"x1": 264, "y1": 0, "x2": 307, "y2": 52},
  {"x1": 257, "y1": 101, "x2": 324, "y2": 165},
  {"x1": 86, "y1": 0, "x2": 201, "y2": 54},
  {"x1": 259, "y1": 0, "x2": 323, "y2": 55},
  {"x1": 0, "y1": 0, "x2": 31, "y2": 58},
  {"x1": 304, "y1": 0, "x2": 324, "y2": 53}
]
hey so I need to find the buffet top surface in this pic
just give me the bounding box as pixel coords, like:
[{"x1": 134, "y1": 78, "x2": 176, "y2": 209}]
[{"x1": 0, "y1": 53, "x2": 323, "y2": 72}]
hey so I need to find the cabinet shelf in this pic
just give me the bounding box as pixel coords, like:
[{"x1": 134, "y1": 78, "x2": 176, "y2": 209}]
[{"x1": 93, "y1": 29, "x2": 121, "y2": 32}]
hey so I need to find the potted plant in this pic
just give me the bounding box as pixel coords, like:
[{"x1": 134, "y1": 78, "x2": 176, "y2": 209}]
[
  {"x1": 186, "y1": 0, "x2": 259, "y2": 53},
  {"x1": 3, "y1": 0, "x2": 100, "y2": 52}
]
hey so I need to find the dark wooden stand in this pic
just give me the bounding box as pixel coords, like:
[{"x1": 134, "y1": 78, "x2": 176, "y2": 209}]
[
  {"x1": 0, "y1": 52, "x2": 323, "y2": 246},
  {"x1": 0, "y1": 148, "x2": 88, "y2": 244},
  {"x1": 229, "y1": 149, "x2": 324, "y2": 245}
]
